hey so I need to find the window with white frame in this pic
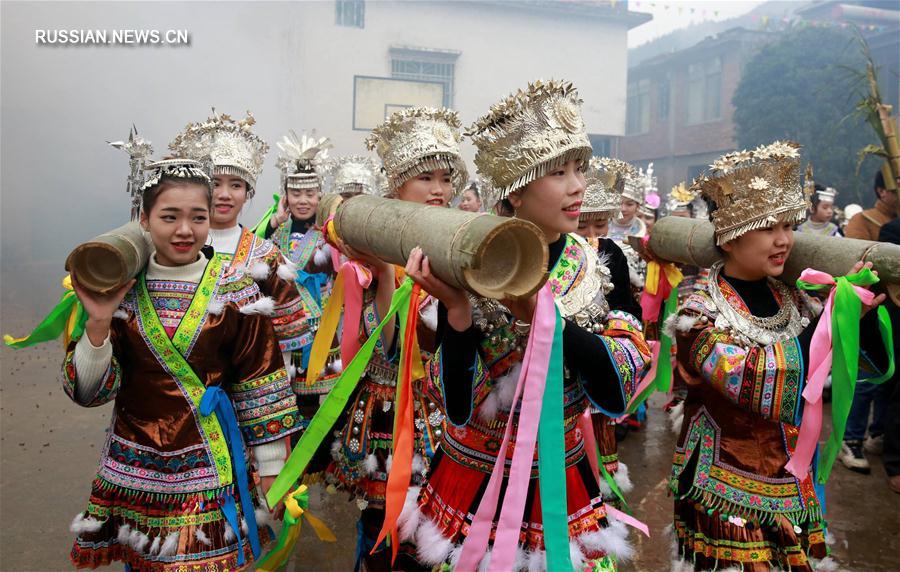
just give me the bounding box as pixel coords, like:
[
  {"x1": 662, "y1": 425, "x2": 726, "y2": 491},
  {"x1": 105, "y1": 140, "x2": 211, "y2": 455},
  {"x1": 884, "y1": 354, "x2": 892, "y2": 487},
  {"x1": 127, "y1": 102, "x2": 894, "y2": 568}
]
[
  {"x1": 335, "y1": 0, "x2": 364, "y2": 28},
  {"x1": 390, "y1": 47, "x2": 459, "y2": 107}
]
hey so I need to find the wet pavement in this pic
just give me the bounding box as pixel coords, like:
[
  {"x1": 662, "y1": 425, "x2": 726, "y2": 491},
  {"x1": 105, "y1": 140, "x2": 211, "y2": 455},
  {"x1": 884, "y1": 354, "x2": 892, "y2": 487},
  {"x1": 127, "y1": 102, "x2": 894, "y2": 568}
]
[{"x1": 1, "y1": 324, "x2": 898, "y2": 571}]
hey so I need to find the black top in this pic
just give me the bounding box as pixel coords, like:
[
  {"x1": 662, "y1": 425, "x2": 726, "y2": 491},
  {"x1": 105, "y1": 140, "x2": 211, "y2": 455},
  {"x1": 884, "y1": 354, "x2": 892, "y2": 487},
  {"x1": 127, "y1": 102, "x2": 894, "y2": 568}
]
[
  {"x1": 438, "y1": 234, "x2": 639, "y2": 426},
  {"x1": 263, "y1": 215, "x2": 316, "y2": 240}
]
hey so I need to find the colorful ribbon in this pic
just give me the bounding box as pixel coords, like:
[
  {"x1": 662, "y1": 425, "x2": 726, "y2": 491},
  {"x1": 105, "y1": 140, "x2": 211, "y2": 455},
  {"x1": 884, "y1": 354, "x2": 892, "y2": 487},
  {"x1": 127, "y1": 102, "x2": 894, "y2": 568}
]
[
  {"x1": 627, "y1": 284, "x2": 680, "y2": 413},
  {"x1": 4, "y1": 275, "x2": 87, "y2": 349},
  {"x1": 787, "y1": 268, "x2": 894, "y2": 483},
  {"x1": 267, "y1": 280, "x2": 414, "y2": 508},
  {"x1": 199, "y1": 385, "x2": 260, "y2": 565},
  {"x1": 457, "y1": 285, "x2": 571, "y2": 571},
  {"x1": 256, "y1": 484, "x2": 336, "y2": 572},
  {"x1": 252, "y1": 193, "x2": 281, "y2": 238},
  {"x1": 640, "y1": 258, "x2": 683, "y2": 324},
  {"x1": 374, "y1": 284, "x2": 423, "y2": 563}
]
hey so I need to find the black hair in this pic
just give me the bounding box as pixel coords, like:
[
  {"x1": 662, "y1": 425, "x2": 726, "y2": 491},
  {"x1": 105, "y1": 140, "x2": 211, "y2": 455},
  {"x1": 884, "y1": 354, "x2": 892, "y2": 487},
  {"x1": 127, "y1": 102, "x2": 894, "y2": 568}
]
[
  {"x1": 465, "y1": 183, "x2": 481, "y2": 200},
  {"x1": 142, "y1": 175, "x2": 213, "y2": 215},
  {"x1": 810, "y1": 183, "x2": 826, "y2": 209},
  {"x1": 494, "y1": 198, "x2": 515, "y2": 218}
]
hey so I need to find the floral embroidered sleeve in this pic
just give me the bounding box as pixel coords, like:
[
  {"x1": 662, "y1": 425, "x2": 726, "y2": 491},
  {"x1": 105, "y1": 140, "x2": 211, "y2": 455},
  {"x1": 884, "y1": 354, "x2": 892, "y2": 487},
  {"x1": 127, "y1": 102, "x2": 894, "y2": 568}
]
[
  {"x1": 677, "y1": 312, "x2": 805, "y2": 425},
  {"x1": 62, "y1": 344, "x2": 123, "y2": 407},
  {"x1": 226, "y1": 307, "x2": 301, "y2": 446}
]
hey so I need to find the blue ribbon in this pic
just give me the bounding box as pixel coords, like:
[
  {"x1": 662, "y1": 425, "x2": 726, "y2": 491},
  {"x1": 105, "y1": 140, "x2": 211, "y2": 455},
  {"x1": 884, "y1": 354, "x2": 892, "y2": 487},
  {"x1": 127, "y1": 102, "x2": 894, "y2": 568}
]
[
  {"x1": 296, "y1": 269, "x2": 327, "y2": 310},
  {"x1": 200, "y1": 385, "x2": 260, "y2": 564}
]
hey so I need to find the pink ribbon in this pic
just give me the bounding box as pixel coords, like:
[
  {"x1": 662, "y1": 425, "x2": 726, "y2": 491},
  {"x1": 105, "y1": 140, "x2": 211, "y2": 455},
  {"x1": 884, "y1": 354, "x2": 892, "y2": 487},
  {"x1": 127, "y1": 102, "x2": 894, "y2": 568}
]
[
  {"x1": 457, "y1": 285, "x2": 556, "y2": 572},
  {"x1": 338, "y1": 260, "x2": 372, "y2": 365},
  {"x1": 578, "y1": 411, "x2": 651, "y2": 538},
  {"x1": 785, "y1": 269, "x2": 874, "y2": 480}
]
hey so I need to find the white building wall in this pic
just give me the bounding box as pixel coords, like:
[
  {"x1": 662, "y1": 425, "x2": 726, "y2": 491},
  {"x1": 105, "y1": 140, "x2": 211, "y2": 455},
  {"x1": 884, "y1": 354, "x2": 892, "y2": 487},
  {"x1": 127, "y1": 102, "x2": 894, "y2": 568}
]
[{"x1": 287, "y1": 1, "x2": 631, "y2": 159}]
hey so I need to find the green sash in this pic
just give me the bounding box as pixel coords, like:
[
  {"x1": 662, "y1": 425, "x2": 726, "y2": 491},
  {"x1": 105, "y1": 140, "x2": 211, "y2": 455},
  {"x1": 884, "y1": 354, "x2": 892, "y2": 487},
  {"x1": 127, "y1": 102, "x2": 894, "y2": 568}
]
[{"x1": 136, "y1": 256, "x2": 233, "y2": 487}]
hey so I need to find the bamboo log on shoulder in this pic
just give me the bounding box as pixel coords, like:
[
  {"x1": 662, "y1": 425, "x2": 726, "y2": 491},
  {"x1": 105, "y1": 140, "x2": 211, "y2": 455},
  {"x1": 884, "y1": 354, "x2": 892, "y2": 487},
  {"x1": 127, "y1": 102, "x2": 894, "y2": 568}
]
[
  {"x1": 65, "y1": 221, "x2": 152, "y2": 294},
  {"x1": 646, "y1": 216, "x2": 900, "y2": 285},
  {"x1": 319, "y1": 194, "x2": 549, "y2": 300}
]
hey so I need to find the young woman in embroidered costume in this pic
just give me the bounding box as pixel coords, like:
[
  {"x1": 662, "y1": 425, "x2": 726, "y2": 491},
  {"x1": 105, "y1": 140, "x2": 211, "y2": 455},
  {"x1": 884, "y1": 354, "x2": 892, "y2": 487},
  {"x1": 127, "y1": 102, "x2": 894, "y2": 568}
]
[
  {"x1": 574, "y1": 157, "x2": 642, "y2": 511},
  {"x1": 401, "y1": 81, "x2": 651, "y2": 571},
  {"x1": 320, "y1": 107, "x2": 464, "y2": 572},
  {"x1": 254, "y1": 131, "x2": 343, "y2": 482},
  {"x1": 168, "y1": 111, "x2": 309, "y2": 371},
  {"x1": 670, "y1": 142, "x2": 890, "y2": 572},
  {"x1": 66, "y1": 159, "x2": 300, "y2": 571}
]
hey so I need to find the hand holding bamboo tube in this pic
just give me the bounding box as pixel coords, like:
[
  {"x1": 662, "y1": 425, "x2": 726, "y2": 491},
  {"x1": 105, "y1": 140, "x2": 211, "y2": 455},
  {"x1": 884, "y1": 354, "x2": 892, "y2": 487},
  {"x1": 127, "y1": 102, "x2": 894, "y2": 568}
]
[{"x1": 318, "y1": 194, "x2": 549, "y2": 300}]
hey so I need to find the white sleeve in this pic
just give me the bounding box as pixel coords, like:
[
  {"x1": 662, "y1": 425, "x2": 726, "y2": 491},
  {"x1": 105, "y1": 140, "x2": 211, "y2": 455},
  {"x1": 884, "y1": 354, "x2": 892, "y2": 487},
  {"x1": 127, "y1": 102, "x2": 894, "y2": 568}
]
[{"x1": 72, "y1": 333, "x2": 113, "y2": 403}]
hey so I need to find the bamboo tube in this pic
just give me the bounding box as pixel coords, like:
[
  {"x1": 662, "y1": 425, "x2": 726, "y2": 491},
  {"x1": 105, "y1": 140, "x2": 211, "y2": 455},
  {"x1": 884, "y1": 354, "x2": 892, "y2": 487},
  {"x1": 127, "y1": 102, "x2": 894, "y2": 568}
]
[
  {"x1": 645, "y1": 216, "x2": 900, "y2": 285},
  {"x1": 65, "y1": 222, "x2": 152, "y2": 294},
  {"x1": 321, "y1": 194, "x2": 549, "y2": 299}
]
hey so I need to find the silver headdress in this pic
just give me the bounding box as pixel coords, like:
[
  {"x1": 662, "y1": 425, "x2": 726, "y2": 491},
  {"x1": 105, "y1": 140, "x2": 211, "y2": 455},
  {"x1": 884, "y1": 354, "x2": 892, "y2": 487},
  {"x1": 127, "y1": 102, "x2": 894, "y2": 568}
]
[
  {"x1": 168, "y1": 110, "x2": 269, "y2": 195},
  {"x1": 693, "y1": 141, "x2": 809, "y2": 245},
  {"x1": 276, "y1": 131, "x2": 332, "y2": 192},
  {"x1": 580, "y1": 157, "x2": 629, "y2": 221},
  {"x1": 324, "y1": 155, "x2": 385, "y2": 196},
  {"x1": 467, "y1": 79, "x2": 592, "y2": 199},
  {"x1": 623, "y1": 162, "x2": 656, "y2": 205},
  {"x1": 108, "y1": 126, "x2": 154, "y2": 220},
  {"x1": 366, "y1": 107, "x2": 467, "y2": 195}
]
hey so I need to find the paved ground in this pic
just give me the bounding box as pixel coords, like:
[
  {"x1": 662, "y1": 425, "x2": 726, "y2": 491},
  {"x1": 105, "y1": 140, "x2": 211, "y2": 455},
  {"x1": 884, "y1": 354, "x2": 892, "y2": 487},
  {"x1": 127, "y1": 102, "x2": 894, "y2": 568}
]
[{"x1": 1, "y1": 315, "x2": 898, "y2": 571}]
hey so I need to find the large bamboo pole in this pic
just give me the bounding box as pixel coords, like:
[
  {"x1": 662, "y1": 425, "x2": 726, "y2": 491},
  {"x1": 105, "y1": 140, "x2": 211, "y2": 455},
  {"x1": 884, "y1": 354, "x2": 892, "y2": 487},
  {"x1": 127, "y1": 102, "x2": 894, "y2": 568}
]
[
  {"x1": 65, "y1": 222, "x2": 151, "y2": 294},
  {"x1": 320, "y1": 194, "x2": 549, "y2": 299},
  {"x1": 646, "y1": 216, "x2": 900, "y2": 285}
]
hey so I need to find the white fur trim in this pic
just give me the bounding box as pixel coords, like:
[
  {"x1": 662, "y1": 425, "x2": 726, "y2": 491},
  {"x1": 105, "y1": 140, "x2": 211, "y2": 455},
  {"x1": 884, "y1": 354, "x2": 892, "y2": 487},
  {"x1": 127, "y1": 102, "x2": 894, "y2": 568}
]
[
  {"x1": 277, "y1": 261, "x2": 298, "y2": 281},
  {"x1": 133, "y1": 531, "x2": 150, "y2": 553},
  {"x1": 330, "y1": 438, "x2": 342, "y2": 460},
  {"x1": 811, "y1": 556, "x2": 840, "y2": 572},
  {"x1": 414, "y1": 515, "x2": 453, "y2": 565},
  {"x1": 148, "y1": 535, "x2": 162, "y2": 556},
  {"x1": 598, "y1": 476, "x2": 614, "y2": 498},
  {"x1": 224, "y1": 523, "x2": 236, "y2": 543},
  {"x1": 112, "y1": 309, "x2": 128, "y2": 320},
  {"x1": 669, "y1": 401, "x2": 685, "y2": 435},
  {"x1": 613, "y1": 462, "x2": 634, "y2": 494},
  {"x1": 477, "y1": 549, "x2": 492, "y2": 572},
  {"x1": 160, "y1": 531, "x2": 180, "y2": 557},
  {"x1": 287, "y1": 364, "x2": 297, "y2": 380},
  {"x1": 240, "y1": 518, "x2": 249, "y2": 535},
  {"x1": 116, "y1": 524, "x2": 131, "y2": 545},
  {"x1": 526, "y1": 549, "x2": 546, "y2": 572},
  {"x1": 207, "y1": 298, "x2": 225, "y2": 316},
  {"x1": 313, "y1": 246, "x2": 331, "y2": 270},
  {"x1": 363, "y1": 453, "x2": 378, "y2": 475},
  {"x1": 239, "y1": 296, "x2": 275, "y2": 316},
  {"x1": 249, "y1": 261, "x2": 271, "y2": 281},
  {"x1": 397, "y1": 487, "x2": 422, "y2": 542},
  {"x1": 412, "y1": 453, "x2": 425, "y2": 475},
  {"x1": 825, "y1": 531, "x2": 836, "y2": 546},
  {"x1": 328, "y1": 358, "x2": 343, "y2": 374},
  {"x1": 449, "y1": 544, "x2": 464, "y2": 567},
  {"x1": 386, "y1": 453, "x2": 393, "y2": 473},
  {"x1": 569, "y1": 541, "x2": 586, "y2": 571},
  {"x1": 255, "y1": 507, "x2": 272, "y2": 529},
  {"x1": 478, "y1": 363, "x2": 520, "y2": 421},
  {"x1": 70, "y1": 513, "x2": 103, "y2": 535},
  {"x1": 194, "y1": 527, "x2": 212, "y2": 546},
  {"x1": 585, "y1": 519, "x2": 634, "y2": 562}
]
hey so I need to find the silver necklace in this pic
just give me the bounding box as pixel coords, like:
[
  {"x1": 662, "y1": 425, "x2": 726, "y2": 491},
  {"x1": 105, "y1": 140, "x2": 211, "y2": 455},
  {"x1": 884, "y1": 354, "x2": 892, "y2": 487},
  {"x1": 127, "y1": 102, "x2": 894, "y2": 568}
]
[{"x1": 706, "y1": 261, "x2": 809, "y2": 346}]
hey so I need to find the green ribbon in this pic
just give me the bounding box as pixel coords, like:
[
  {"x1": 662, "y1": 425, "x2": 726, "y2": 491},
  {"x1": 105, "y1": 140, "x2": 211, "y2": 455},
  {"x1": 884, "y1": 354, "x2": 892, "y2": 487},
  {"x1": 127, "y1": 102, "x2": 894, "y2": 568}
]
[
  {"x1": 252, "y1": 193, "x2": 280, "y2": 238},
  {"x1": 255, "y1": 487, "x2": 310, "y2": 571},
  {"x1": 4, "y1": 289, "x2": 86, "y2": 349},
  {"x1": 598, "y1": 459, "x2": 628, "y2": 510},
  {"x1": 267, "y1": 279, "x2": 412, "y2": 507},
  {"x1": 797, "y1": 268, "x2": 895, "y2": 483},
  {"x1": 537, "y1": 309, "x2": 572, "y2": 571},
  {"x1": 626, "y1": 284, "x2": 679, "y2": 413}
]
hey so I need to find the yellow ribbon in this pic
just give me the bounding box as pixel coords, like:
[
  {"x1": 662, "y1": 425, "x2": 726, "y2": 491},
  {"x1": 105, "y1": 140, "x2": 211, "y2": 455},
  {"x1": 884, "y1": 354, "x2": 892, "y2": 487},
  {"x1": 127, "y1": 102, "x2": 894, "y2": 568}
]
[
  {"x1": 644, "y1": 261, "x2": 683, "y2": 296},
  {"x1": 256, "y1": 484, "x2": 336, "y2": 572}
]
